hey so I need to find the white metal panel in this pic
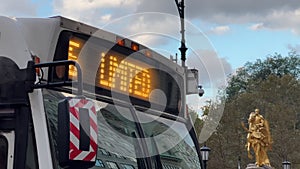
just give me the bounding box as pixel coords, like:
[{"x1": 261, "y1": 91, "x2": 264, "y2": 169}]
[
  {"x1": 186, "y1": 69, "x2": 198, "y2": 94},
  {"x1": 16, "y1": 17, "x2": 61, "y2": 63},
  {"x1": 29, "y1": 89, "x2": 54, "y2": 169},
  {"x1": 0, "y1": 16, "x2": 31, "y2": 68}
]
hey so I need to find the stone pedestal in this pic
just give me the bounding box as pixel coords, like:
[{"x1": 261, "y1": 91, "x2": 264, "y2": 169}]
[{"x1": 246, "y1": 164, "x2": 274, "y2": 169}]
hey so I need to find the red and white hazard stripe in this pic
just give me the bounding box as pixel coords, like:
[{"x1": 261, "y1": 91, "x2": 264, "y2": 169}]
[{"x1": 68, "y1": 98, "x2": 98, "y2": 161}]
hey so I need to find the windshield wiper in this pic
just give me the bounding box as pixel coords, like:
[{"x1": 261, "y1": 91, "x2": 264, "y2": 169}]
[
  {"x1": 150, "y1": 135, "x2": 163, "y2": 169},
  {"x1": 131, "y1": 132, "x2": 151, "y2": 169}
]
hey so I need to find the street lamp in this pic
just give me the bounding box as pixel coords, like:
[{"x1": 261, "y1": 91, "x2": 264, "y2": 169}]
[
  {"x1": 200, "y1": 144, "x2": 210, "y2": 169},
  {"x1": 282, "y1": 160, "x2": 291, "y2": 169},
  {"x1": 174, "y1": 0, "x2": 188, "y2": 67}
]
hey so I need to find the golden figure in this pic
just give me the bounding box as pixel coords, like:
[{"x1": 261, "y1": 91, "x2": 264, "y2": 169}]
[{"x1": 243, "y1": 109, "x2": 273, "y2": 167}]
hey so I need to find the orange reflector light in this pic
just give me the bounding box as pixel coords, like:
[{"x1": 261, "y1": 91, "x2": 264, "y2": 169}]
[
  {"x1": 131, "y1": 42, "x2": 139, "y2": 51},
  {"x1": 145, "y1": 50, "x2": 152, "y2": 57},
  {"x1": 116, "y1": 37, "x2": 125, "y2": 46},
  {"x1": 34, "y1": 56, "x2": 41, "y2": 76}
]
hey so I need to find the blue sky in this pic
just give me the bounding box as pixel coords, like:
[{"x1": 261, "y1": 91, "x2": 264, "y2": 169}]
[
  {"x1": 1, "y1": 0, "x2": 300, "y2": 111},
  {"x1": 208, "y1": 24, "x2": 300, "y2": 68}
]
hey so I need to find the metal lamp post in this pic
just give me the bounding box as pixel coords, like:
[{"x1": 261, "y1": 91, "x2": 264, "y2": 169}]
[
  {"x1": 175, "y1": 0, "x2": 188, "y2": 67},
  {"x1": 238, "y1": 156, "x2": 241, "y2": 169},
  {"x1": 200, "y1": 145, "x2": 210, "y2": 169},
  {"x1": 282, "y1": 160, "x2": 291, "y2": 169}
]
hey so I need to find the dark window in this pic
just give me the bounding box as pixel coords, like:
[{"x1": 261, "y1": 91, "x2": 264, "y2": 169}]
[
  {"x1": 162, "y1": 164, "x2": 181, "y2": 169},
  {"x1": 0, "y1": 135, "x2": 8, "y2": 169},
  {"x1": 120, "y1": 163, "x2": 135, "y2": 169},
  {"x1": 25, "y1": 122, "x2": 39, "y2": 169},
  {"x1": 95, "y1": 159, "x2": 105, "y2": 168},
  {"x1": 106, "y1": 161, "x2": 119, "y2": 169},
  {"x1": 99, "y1": 148, "x2": 110, "y2": 156}
]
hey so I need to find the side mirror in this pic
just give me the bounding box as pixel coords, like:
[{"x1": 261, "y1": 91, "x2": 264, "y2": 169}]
[{"x1": 58, "y1": 97, "x2": 98, "y2": 168}]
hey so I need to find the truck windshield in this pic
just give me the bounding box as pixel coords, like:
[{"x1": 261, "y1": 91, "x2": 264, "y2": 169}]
[
  {"x1": 136, "y1": 111, "x2": 202, "y2": 169},
  {"x1": 42, "y1": 89, "x2": 201, "y2": 169}
]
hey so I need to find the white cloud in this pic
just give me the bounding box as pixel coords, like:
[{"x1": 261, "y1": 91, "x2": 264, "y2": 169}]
[
  {"x1": 0, "y1": 0, "x2": 37, "y2": 17},
  {"x1": 192, "y1": 2, "x2": 300, "y2": 35},
  {"x1": 59, "y1": 0, "x2": 136, "y2": 10},
  {"x1": 53, "y1": 0, "x2": 300, "y2": 35},
  {"x1": 186, "y1": 50, "x2": 231, "y2": 87},
  {"x1": 53, "y1": 0, "x2": 139, "y2": 26},
  {"x1": 249, "y1": 23, "x2": 265, "y2": 31},
  {"x1": 244, "y1": 9, "x2": 300, "y2": 34},
  {"x1": 100, "y1": 14, "x2": 112, "y2": 23},
  {"x1": 100, "y1": 13, "x2": 181, "y2": 48},
  {"x1": 135, "y1": 0, "x2": 300, "y2": 35},
  {"x1": 287, "y1": 44, "x2": 300, "y2": 53},
  {"x1": 210, "y1": 26, "x2": 230, "y2": 35},
  {"x1": 264, "y1": 8, "x2": 300, "y2": 35}
]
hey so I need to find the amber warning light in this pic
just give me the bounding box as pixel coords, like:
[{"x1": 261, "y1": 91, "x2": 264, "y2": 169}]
[
  {"x1": 131, "y1": 42, "x2": 139, "y2": 51},
  {"x1": 116, "y1": 37, "x2": 125, "y2": 46},
  {"x1": 33, "y1": 56, "x2": 41, "y2": 76}
]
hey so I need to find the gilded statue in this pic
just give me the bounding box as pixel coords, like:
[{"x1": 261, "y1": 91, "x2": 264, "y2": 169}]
[{"x1": 242, "y1": 109, "x2": 273, "y2": 167}]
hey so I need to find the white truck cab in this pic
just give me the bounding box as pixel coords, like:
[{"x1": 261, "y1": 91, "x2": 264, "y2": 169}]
[{"x1": 0, "y1": 16, "x2": 203, "y2": 169}]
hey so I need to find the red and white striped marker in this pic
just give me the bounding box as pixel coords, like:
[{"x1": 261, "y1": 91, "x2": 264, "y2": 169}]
[{"x1": 68, "y1": 98, "x2": 98, "y2": 161}]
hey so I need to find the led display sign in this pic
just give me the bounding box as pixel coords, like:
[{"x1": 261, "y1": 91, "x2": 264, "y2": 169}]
[
  {"x1": 54, "y1": 31, "x2": 183, "y2": 114},
  {"x1": 98, "y1": 54, "x2": 152, "y2": 98},
  {"x1": 67, "y1": 37, "x2": 154, "y2": 100}
]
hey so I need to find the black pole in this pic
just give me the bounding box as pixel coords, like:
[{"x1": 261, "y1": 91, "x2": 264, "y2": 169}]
[
  {"x1": 238, "y1": 156, "x2": 241, "y2": 169},
  {"x1": 175, "y1": 0, "x2": 188, "y2": 67},
  {"x1": 203, "y1": 160, "x2": 207, "y2": 169}
]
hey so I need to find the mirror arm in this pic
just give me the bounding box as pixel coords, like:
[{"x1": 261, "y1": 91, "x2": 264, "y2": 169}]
[{"x1": 33, "y1": 60, "x2": 83, "y2": 95}]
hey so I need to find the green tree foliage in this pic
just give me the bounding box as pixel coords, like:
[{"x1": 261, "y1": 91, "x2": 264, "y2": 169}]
[
  {"x1": 202, "y1": 52, "x2": 300, "y2": 169},
  {"x1": 188, "y1": 108, "x2": 204, "y2": 138},
  {"x1": 226, "y1": 51, "x2": 300, "y2": 101}
]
